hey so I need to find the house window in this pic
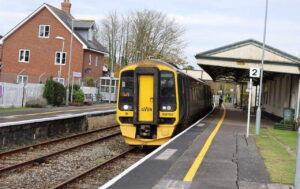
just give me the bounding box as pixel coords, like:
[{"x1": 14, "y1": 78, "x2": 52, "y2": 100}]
[
  {"x1": 53, "y1": 77, "x2": 65, "y2": 85},
  {"x1": 17, "y1": 75, "x2": 28, "y2": 84},
  {"x1": 19, "y1": 49, "x2": 30, "y2": 63},
  {"x1": 55, "y1": 51, "x2": 66, "y2": 65},
  {"x1": 89, "y1": 54, "x2": 92, "y2": 65},
  {"x1": 39, "y1": 25, "x2": 50, "y2": 38},
  {"x1": 95, "y1": 56, "x2": 98, "y2": 67}
]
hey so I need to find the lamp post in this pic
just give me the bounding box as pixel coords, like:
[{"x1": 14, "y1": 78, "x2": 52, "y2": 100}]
[
  {"x1": 255, "y1": 0, "x2": 269, "y2": 135},
  {"x1": 66, "y1": 19, "x2": 75, "y2": 105},
  {"x1": 55, "y1": 36, "x2": 65, "y2": 79}
]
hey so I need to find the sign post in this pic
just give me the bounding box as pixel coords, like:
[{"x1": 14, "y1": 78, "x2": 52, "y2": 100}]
[
  {"x1": 247, "y1": 67, "x2": 260, "y2": 137},
  {"x1": 246, "y1": 79, "x2": 252, "y2": 138}
]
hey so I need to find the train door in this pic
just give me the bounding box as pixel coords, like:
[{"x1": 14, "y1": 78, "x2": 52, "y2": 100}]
[
  {"x1": 138, "y1": 75, "x2": 154, "y2": 122},
  {"x1": 134, "y1": 67, "x2": 159, "y2": 125}
]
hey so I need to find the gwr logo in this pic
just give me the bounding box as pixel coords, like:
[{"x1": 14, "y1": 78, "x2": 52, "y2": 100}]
[{"x1": 140, "y1": 107, "x2": 153, "y2": 112}]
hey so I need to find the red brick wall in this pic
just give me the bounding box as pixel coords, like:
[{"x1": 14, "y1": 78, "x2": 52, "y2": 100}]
[
  {"x1": 1, "y1": 7, "x2": 84, "y2": 83},
  {"x1": 0, "y1": 44, "x2": 2, "y2": 62},
  {"x1": 82, "y1": 50, "x2": 104, "y2": 80}
]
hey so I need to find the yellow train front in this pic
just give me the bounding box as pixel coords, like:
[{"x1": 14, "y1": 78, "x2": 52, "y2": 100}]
[{"x1": 116, "y1": 59, "x2": 212, "y2": 146}]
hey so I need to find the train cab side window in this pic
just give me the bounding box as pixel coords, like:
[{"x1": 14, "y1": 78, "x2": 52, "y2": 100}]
[
  {"x1": 120, "y1": 71, "x2": 134, "y2": 97},
  {"x1": 119, "y1": 71, "x2": 134, "y2": 111}
]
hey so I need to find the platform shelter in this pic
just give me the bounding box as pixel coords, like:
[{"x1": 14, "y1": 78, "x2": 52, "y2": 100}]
[{"x1": 196, "y1": 39, "x2": 300, "y2": 120}]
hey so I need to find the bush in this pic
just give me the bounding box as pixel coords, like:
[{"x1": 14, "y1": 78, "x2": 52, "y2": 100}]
[
  {"x1": 67, "y1": 84, "x2": 80, "y2": 91},
  {"x1": 43, "y1": 77, "x2": 66, "y2": 106},
  {"x1": 26, "y1": 97, "x2": 47, "y2": 108},
  {"x1": 73, "y1": 89, "x2": 84, "y2": 104},
  {"x1": 83, "y1": 77, "x2": 95, "y2": 87},
  {"x1": 43, "y1": 77, "x2": 55, "y2": 104},
  {"x1": 53, "y1": 82, "x2": 66, "y2": 106},
  {"x1": 67, "y1": 84, "x2": 80, "y2": 101},
  {"x1": 279, "y1": 119, "x2": 296, "y2": 125}
]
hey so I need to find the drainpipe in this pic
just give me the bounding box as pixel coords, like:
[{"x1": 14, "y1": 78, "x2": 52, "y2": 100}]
[{"x1": 295, "y1": 76, "x2": 300, "y2": 121}]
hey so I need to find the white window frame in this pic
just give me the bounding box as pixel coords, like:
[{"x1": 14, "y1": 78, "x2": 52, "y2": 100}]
[
  {"x1": 89, "y1": 54, "x2": 92, "y2": 65},
  {"x1": 95, "y1": 56, "x2": 98, "y2": 67},
  {"x1": 18, "y1": 49, "x2": 30, "y2": 63},
  {"x1": 55, "y1": 51, "x2": 67, "y2": 65},
  {"x1": 39, "y1": 25, "x2": 50, "y2": 38},
  {"x1": 17, "y1": 75, "x2": 28, "y2": 84},
  {"x1": 53, "y1": 77, "x2": 65, "y2": 85}
]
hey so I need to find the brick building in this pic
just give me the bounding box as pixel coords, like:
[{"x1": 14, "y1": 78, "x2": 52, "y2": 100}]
[
  {"x1": 0, "y1": 0, "x2": 108, "y2": 84},
  {"x1": 0, "y1": 35, "x2": 2, "y2": 67}
]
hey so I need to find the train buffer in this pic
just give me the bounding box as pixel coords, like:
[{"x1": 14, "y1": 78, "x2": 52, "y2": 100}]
[{"x1": 101, "y1": 103, "x2": 292, "y2": 189}]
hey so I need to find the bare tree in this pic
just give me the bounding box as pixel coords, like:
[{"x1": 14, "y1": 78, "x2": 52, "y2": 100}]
[{"x1": 99, "y1": 10, "x2": 187, "y2": 73}]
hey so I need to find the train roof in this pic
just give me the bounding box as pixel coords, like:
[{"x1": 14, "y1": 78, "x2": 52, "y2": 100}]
[{"x1": 122, "y1": 59, "x2": 207, "y2": 85}]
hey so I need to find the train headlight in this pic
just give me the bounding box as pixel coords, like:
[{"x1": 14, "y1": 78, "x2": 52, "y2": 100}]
[
  {"x1": 123, "y1": 104, "x2": 132, "y2": 110},
  {"x1": 161, "y1": 105, "x2": 175, "y2": 111}
]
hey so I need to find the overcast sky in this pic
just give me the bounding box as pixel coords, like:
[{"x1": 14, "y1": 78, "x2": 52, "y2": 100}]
[{"x1": 0, "y1": 0, "x2": 299, "y2": 68}]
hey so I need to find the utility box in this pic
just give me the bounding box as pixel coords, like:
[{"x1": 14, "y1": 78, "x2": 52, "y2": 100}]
[{"x1": 283, "y1": 108, "x2": 294, "y2": 120}]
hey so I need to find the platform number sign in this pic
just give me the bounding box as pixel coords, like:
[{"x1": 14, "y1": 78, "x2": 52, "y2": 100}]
[{"x1": 249, "y1": 67, "x2": 260, "y2": 78}]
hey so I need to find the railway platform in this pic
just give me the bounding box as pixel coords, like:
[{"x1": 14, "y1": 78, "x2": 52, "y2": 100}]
[
  {"x1": 101, "y1": 103, "x2": 291, "y2": 189},
  {"x1": 0, "y1": 103, "x2": 115, "y2": 124}
]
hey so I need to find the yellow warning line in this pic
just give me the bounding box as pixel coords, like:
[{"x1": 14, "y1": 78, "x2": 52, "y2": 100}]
[
  {"x1": 183, "y1": 104, "x2": 227, "y2": 181},
  {"x1": 11, "y1": 105, "x2": 116, "y2": 117}
]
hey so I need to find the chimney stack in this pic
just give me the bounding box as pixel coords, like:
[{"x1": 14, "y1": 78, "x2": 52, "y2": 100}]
[{"x1": 61, "y1": 0, "x2": 71, "y2": 14}]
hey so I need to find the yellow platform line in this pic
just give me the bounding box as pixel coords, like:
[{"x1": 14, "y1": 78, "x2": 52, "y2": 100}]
[
  {"x1": 12, "y1": 105, "x2": 116, "y2": 117},
  {"x1": 183, "y1": 105, "x2": 227, "y2": 181}
]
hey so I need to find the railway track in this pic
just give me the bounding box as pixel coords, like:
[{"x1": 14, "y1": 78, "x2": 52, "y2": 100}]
[
  {"x1": 0, "y1": 125, "x2": 119, "y2": 157},
  {"x1": 52, "y1": 147, "x2": 137, "y2": 189},
  {"x1": 0, "y1": 125, "x2": 120, "y2": 174},
  {"x1": 0, "y1": 128, "x2": 127, "y2": 189}
]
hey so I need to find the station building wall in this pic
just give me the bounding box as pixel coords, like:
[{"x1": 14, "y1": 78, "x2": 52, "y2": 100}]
[{"x1": 262, "y1": 75, "x2": 299, "y2": 119}]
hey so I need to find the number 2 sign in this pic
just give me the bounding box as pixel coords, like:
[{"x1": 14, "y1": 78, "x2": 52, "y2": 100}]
[{"x1": 249, "y1": 67, "x2": 260, "y2": 78}]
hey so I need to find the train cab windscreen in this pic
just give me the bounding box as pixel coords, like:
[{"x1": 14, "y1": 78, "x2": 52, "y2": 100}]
[
  {"x1": 160, "y1": 71, "x2": 176, "y2": 111},
  {"x1": 119, "y1": 71, "x2": 134, "y2": 110}
]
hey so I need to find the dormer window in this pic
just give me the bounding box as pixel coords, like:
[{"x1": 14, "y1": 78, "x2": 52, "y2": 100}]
[{"x1": 39, "y1": 25, "x2": 50, "y2": 38}]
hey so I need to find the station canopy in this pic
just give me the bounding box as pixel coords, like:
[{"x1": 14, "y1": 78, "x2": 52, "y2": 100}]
[{"x1": 195, "y1": 39, "x2": 300, "y2": 83}]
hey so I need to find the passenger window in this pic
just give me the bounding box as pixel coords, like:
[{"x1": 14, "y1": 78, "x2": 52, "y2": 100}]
[{"x1": 160, "y1": 71, "x2": 176, "y2": 104}]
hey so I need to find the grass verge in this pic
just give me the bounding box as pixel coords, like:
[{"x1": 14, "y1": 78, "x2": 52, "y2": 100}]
[
  {"x1": 267, "y1": 128, "x2": 297, "y2": 152},
  {"x1": 251, "y1": 127, "x2": 296, "y2": 184}
]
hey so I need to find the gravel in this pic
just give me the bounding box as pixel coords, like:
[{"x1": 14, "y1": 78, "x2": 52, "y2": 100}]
[
  {"x1": 0, "y1": 127, "x2": 119, "y2": 169},
  {"x1": 66, "y1": 151, "x2": 148, "y2": 189},
  {"x1": 0, "y1": 135, "x2": 129, "y2": 189}
]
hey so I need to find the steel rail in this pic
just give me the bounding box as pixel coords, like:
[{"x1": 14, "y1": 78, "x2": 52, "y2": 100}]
[
  {"x1": 0, "y1": 125, "x2": 119, "y2": 157},
  {"x1": 52, "y1": 147, "x2": 136, "y2": 189},
  {"x1": 0, "y1": 131, "x2": 121, "y2": 174}
]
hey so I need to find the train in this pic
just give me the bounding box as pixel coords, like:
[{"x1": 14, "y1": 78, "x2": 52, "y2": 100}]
[{"x1": 116, "y1": 59, "x2": 213, "y2": 146}]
